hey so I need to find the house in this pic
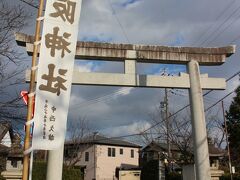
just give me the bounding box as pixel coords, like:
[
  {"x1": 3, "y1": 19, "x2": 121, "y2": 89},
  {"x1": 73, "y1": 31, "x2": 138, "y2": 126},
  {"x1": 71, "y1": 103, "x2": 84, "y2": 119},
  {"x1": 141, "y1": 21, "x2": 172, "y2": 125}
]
[
  {"x1": 0, "y1": 121, "x2": 23, "y2": 180},
  {"x1": 140, "y1": 140, "x2": 226, "y2": 180},
  {"x1": 141, "y1": 141, "x2": 182, "y2": 163},
  {"x1": 64, "y1": 134, "x2": 141, "y2": 180},
  {"x1": 140, "y1": 141, "x2": 180, "y2": 180}
]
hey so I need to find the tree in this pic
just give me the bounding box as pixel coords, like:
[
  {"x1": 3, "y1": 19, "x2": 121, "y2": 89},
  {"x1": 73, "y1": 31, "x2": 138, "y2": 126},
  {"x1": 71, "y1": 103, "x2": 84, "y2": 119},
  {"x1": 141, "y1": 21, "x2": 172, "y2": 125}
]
[
  {"x1": 140, "y1": 103, "x2": 194, "y2": 164},
  {"x1": 139, "y1": 91, "x2": 227, "y2": 165},
  {"x1": 64, "y1": 117, "x2": 93, "y2": 169},
  {"x1": 0, "y1": 0, "x2": 30, "y2": 124},
  {"x1": 226, "y1": 86, "x2": 240, "y2": 170}
]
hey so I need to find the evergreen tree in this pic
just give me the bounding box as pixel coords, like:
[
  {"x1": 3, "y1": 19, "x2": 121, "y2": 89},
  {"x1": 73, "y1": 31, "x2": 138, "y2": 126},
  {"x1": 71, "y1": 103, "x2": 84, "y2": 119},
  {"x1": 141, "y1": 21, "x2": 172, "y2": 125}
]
[{"x1": 226, "y1": 86, "x2": 240, "y2": 170}]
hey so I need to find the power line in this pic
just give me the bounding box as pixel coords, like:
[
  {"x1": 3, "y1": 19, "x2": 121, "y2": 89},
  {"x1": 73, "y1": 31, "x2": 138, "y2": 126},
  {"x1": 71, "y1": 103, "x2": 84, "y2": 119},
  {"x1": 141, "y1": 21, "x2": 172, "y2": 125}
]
[
  {"x1": 95, "y1": 69, "x2": 240, "y2": 141},
  {"x1": 204, "y1": 90, "x2": 235, "y2": 112},
  {"x1": 12, "y1": 0, "x2": 240, "y2": 144},
  {"x1": 205, "y1": 12, "x2": 240, "y2": 46},
  {"x1": 70, "y1": 87, "x2": 134, "y2": 111},
  {"x1": 198, "y1": 4, "x2": 240, "y2": 46},
  {"x1": 16, "y1": 0, "x2": 39, "y2": 9},
  {"x1": 107, "y1": 0, "x2": 131, "y2": 43},
  {"x1": 70, "y1": 69, "x2": 240, "y2": 122},
  {"x1": 17, "y1": 0, "x2": 131, "y2": 44},
  {"x1": 170, "y1": 89, "x2": 237, "y2": 134},
  {"x1": 192, "y1": 0, "x2": 237, "y2": 46},
  {"x1": 94, "y1": 87, "x2": 238, "y2": 143}
]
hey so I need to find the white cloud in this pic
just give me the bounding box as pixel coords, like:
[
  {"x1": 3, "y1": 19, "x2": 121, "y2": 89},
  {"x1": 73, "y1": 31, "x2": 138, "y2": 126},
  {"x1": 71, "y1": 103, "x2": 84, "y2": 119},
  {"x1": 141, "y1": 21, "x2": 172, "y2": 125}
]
[
  {"x1": 15, "y1": 0, "x2": 240, "y2": 140},
  {"x1": 75, "y1": 63, "x2": 92, "y2": 72},
  {"x1": 101, "y1": 121, "x2": 151, "y2": 137},
  {"x1": 112, "y1": 87, "x2": 134, "y2": 98}
]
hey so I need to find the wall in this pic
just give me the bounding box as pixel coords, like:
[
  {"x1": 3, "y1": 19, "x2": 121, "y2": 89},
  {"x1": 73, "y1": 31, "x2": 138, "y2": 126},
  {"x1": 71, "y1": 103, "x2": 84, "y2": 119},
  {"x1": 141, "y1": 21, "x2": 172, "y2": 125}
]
[
  {"x1": 119, "y1": 170, "x2": 141, "y2": 180},
  {"x1": 75, "y1": 145, "x2": 95, "y2": 180},
  {"x1": 95, "y1": 145, "x2": 139, "y2": 180},
  {"x1": 75, "y1": 144, "x2": 139, "y2": 180},
  {"x1": 182, "y1": 164, "x2": 196, "y2": 180}
]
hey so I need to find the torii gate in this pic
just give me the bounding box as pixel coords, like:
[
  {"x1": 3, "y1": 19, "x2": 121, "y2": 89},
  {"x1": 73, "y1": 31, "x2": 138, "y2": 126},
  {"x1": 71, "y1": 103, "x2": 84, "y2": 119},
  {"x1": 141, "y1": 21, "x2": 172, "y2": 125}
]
[{"x1": 15, "y1": 32, "x2": 235, "y2": 180}]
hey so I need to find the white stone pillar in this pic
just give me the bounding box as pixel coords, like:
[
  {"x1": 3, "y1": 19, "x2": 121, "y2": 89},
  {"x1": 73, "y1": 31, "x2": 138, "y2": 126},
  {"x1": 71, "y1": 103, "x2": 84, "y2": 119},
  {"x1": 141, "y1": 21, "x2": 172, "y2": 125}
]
[
  {"x1": 46, "y1": 144, "x2": 64, "y2": 180},
  {"x1": 188, "y1": 60, "x2": 211, "y2": 180}
]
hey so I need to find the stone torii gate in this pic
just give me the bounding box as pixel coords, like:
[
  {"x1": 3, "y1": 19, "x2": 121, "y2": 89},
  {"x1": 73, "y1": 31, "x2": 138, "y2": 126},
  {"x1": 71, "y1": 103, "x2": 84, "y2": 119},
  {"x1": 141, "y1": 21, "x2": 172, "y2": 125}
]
[{"x1": 15, "y1": 32, "x2": 235, "y2": 180}]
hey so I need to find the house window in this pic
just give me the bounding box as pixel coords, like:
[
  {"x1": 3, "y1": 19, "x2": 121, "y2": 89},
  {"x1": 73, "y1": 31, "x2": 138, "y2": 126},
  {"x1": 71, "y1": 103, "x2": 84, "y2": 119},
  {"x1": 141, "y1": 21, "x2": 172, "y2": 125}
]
[
  {"x1": 108, "y1": 147, "x2": 116, "y2": 157},
  {"x1": 131, "y1": 149, "x2": 134, "y2": 158},
  {"x1": 112, "y1": 148, "x2": 116, "y2": 157},
  {"x1": 120, "y1": 148, "x2": 123, "y2": 155},
  {"x1": 85, "y1": 152, "x2": 89, "y2": 162}
]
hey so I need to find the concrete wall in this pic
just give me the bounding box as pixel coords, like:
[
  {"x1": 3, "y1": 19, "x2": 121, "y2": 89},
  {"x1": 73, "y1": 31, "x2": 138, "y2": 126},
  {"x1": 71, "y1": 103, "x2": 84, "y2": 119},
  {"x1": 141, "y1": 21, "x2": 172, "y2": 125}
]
[
  {"x1": 182, "y1": 164, "x2": 224, "y2": 180},
  {"x1": 182, "y1": 164, "x2": 196, "y2": 180},
  {"x1": 119, "y1": 170, "x2": 141, "y2": 180}
]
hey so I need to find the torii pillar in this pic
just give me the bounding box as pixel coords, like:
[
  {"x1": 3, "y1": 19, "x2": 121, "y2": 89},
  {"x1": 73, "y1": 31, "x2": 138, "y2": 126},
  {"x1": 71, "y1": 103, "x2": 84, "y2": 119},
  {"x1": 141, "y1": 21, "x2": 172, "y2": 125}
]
[
  {"x1": 188, "y1": 60, "x2": 210, "y2": 179},
  {"x1": 15, "y1": 32, "x2": 235, "y2": 180}
]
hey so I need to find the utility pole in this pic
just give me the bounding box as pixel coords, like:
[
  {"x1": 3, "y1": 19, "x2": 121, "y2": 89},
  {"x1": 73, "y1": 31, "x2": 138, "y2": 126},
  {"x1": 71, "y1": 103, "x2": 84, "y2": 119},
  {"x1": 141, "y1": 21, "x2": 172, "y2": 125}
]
[
  {"x1": 161, "y1": 68, "x2": 171, "y2": 159},
  {"x1": 22, "y1": 0, "x2": 44, "y2": 179},
  {"x1": 165, "y1": 88, "x2": 171, "y2": 159},
  {"x1": 221, "y1": 101, "x2": 233, "y2": 180},
  {"x1": 93, "y1": 132, "x2": 98, "y2": 180}
]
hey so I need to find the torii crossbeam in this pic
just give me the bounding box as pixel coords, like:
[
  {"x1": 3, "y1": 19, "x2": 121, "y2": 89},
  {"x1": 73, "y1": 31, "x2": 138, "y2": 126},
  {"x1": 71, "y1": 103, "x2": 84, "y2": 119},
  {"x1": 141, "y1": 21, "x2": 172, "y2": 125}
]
[{"x1": 16, "y1": 32, "x2": 235, "y2": 180}]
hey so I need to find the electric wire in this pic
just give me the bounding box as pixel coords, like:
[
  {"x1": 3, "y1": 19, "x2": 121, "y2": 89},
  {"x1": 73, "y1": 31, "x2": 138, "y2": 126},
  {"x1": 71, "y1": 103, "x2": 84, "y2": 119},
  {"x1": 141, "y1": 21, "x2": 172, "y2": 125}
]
[
  {"x1": 70, "y1": 69, "x2": 240, "y2": 118},
  {"x1": 70, "y1": 87, "x2": 134, "y2": 111},
  {"x1": 198, "y1": 4, "x2": 240, "y2": 46},
  {"x1": 16, "y1": 0, "x2": 39, "y2": 9},
  {"x1": 96, "y1": 87, "x2": 237, "y2": 143},
  {"x1": 89, "y1": 69, "x2": 240, "y2": 142},
  {"x1": 107, "y1": 0, "x2": 131, "y2": 43},
  {"x1": 205, "y1": 12, "x2": 240, "y2": 46},
  {"x1": 192, "y1": 0, "x2": 237, "y2": 46},
  {"x1": 11, "y1": 0, "x2": 240, "y2": 144}
]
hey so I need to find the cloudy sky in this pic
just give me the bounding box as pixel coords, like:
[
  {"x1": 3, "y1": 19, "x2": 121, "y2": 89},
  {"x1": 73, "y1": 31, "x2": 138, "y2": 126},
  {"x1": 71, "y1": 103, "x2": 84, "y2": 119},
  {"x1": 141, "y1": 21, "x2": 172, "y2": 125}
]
[{"x1": 10, "y1": 0, "x2": 240, "y2": 142}]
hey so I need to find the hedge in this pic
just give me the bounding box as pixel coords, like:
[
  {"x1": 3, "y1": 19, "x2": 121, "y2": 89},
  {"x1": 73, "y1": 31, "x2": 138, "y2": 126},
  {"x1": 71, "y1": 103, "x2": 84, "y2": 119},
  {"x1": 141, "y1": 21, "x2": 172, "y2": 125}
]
[
  {"x1": 32, "y1": 161, "x2": 83, "y2": 180},
  {"x1": 220, "y1": 174, "x2": 240, "y2": 180},
  {"x1": 167, "y1": 172, "x2": 182, "y2": 180}
]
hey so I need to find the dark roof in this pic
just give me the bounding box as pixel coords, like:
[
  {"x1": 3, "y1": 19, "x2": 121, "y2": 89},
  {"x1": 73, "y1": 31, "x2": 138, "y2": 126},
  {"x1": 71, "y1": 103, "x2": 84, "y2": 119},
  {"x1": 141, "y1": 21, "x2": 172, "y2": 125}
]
[
  {"x1": 66, "y1": 134, "x2": 141, "y2": 148},
  {"x1": 119, "y1": 164, "x2": 141, "y2": 170},
  {"x1": 143, "y1": 141, "x2": 179, "y2": 152},
  {"x1": 208, "y1": 143, "x2": 226, "y2": 157},
  {"x1": 143, "y1": 141, "x2": 226, "y2": 157}
]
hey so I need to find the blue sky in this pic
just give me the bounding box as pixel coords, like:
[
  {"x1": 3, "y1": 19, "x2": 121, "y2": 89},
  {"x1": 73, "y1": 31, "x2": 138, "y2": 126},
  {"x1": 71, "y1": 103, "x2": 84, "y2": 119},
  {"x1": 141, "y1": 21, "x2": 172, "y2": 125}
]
[{"x1": 9, "y1": 0, "x2": 240, "y2": 144}]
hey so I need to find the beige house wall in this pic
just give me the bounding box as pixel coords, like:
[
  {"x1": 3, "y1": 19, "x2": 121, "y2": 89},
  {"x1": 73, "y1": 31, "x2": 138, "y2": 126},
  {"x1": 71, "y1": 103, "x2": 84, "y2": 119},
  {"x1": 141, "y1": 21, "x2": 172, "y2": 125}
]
[
  {"x1": 76, "y1": 144, "x2": 139, "y2": 180},
  {"x1": 76, "y1": 145, "x2": 95, "y2": 180},
  {"x1": 96, "y1": 145, "x2": 139, "y2": 180}
]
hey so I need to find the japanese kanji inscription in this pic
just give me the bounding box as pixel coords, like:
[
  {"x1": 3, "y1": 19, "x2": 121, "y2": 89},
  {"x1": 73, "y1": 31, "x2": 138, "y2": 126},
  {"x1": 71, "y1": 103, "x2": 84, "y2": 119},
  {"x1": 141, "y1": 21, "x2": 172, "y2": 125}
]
[
  {"x1": 32, "y1": 0, "x2": 82, "y2": 150},
  {"x1": 50, "y1": 0, "x2": 76, "y2": 24}
]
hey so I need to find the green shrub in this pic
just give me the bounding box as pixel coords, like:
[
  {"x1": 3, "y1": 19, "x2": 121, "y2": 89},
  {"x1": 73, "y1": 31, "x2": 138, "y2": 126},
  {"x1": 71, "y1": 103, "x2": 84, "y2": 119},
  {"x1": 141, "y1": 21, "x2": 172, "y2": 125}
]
[
  {"x1": 32, "y1": 161, "x2": 83, "y2": 180},
  {"x1": 220, "y1": 173, "x2": 240, "y2": 180},
  {"x1": 62, "y1": 168, "x2": 82, "y2": 180},
  {"x1": 167, "y1": 172, "x2": 182, "y2": 180},
  {"x1": 32, "y1": 161, "x2": 47, "y2": 180}
]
